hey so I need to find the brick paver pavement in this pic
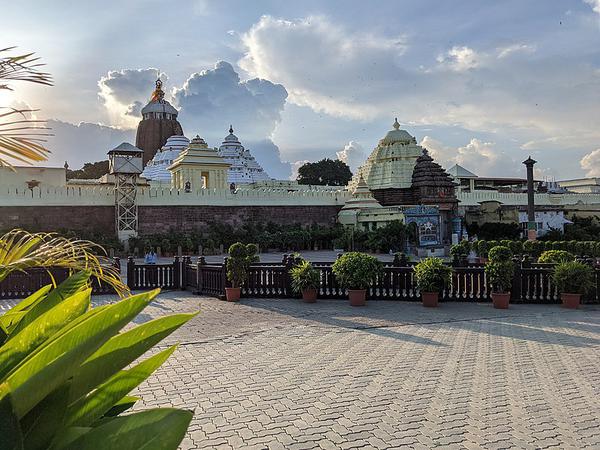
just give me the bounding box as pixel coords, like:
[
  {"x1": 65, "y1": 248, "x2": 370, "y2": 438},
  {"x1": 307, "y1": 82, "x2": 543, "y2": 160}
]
[{"x1": 7, "y1": 292, "x2": 600, "y2": 449}]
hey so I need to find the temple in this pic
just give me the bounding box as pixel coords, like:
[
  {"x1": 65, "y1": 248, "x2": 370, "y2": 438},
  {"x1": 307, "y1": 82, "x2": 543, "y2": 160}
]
[
  {"x1": 342, "y1": 119, "x2": 459, "y2": 252},
  {"x1": 135, "y1": 79, "x2": 184, "y2": 165},
  {"x1": 218, "y1": 126, "x2": 271, "y2": 185},
  {"x1": 141, "y1": 135, "x2": 190, "y2": 183}
]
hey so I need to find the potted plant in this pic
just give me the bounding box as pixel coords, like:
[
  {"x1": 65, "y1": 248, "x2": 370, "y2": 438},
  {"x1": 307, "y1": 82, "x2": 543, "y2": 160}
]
[
  {"x1": 332, "y1": 252, "x2": 382, "y2": 306},
  {"x1": 485, "y1": 245, "x2": 514, "y2": 309},
  {"x1": 290, "y1": 260, "x2": 320, "y2": 303},
  {"x1": 552, "y1": 261, "x2": 595, "y2": 309},
  {"x1": 225, "y1": 242, "x2": 259, "y2": 301},
  {"x1": 414, "y1": 257, "x2": 451, "y2": 307}
]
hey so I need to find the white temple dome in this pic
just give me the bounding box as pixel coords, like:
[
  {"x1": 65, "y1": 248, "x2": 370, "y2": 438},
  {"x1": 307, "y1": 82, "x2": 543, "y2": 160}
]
[
  {"x1": 217, "y1": 126, "x2": 270, "y2": 184},
  {"x1": 380, "y1": 118, "x2": 416, "y2": 145},
  {"x1": 141, "y1": 135, "x2": 190, "y2": 182}
]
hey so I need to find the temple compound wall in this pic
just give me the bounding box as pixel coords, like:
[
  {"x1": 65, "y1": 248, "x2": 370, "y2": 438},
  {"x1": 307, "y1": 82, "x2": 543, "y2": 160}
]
[{"x1": 0, "y1": 185, "x2": 348, "y2": 234}]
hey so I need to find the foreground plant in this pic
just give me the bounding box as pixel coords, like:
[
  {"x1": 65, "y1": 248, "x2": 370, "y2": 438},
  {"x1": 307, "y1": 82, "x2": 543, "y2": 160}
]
[
  {"x1": 414, "y1": 257, "x2": 452, "y2": 307},
  {"x1": 332, "y1": 252, "x2": 382, "y2": 306},
  {"x1": 289, "y1": 260, "x2": 320, "y2": 303},
  {"x1": 0, "y1": 229, "x2": 126, "y2": 296},
  {"x1": 0, "y1": 272, "x2": 195, "y2": 450},
  {"x1": 485, "y1": 245, "x2": 514, "y2": 309}
]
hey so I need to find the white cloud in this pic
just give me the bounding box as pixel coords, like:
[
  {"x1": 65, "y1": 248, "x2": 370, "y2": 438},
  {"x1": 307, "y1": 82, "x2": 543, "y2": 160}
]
[
  {"x1": 46, "y1": 120, "x2": 134, "y2": 168},
  {"x1": 497, "y1": 44, "x2": 536, "y2": 59},
  {"x1": 246, "y1": 139, "x2": 291, "y2": 180},
  {"x1": 290, "y1": 159, "x2": 310, "y2": 181},
  {"x1": 98, "y1": 68, "x2": 165, "y2": 128},
  {"x1": 173, "y1": 61, "x2": 288, "y2": 144},
  {"x1": 437, "y1": 46, "x2": 480, "y2": 71},
  {"x1": 420, "y1": 136, "x2": 521, "y2": 177},
  {"x1": 240, "y1": 15, "x2": 406, "y2": 120},
  {"x1": 336, "y1": 141, "x2": 367, "y2": 173},
  {"x1": 580, "y1": 149, "x2": 600, "y2": 176},
  {"x1": 584, "y1": 0, "x2": 600, "y2": 15}
]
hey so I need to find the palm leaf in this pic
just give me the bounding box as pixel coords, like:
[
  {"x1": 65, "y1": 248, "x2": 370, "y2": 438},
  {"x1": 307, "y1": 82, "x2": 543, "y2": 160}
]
[
  {"x1": 0, "y1": 47, "x2": 52, "y2": 167},
  {"x1": 0, "y1": 230, "x2": 128, "y2": 297}
]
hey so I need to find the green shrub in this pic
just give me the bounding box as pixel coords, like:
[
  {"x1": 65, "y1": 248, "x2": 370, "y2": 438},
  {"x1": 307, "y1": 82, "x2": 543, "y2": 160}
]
[
  {"x1": 507, "y1": 240, "x2": 523, "y2": 255},
  {"x1": 485, "y1": 261, "x2": 514, "y2": 293},
  {"x1": 414, "y1": 257, "x2": 452, "y2": 293},
  {"x1": 0, "y1": 272, "x2": 194, "y2": 450},
  {"x1": 290, "y1": 260, "x2": 321, "y2": 293},
  {"x1": 450, "y1": 240, "x2": 470, "y2": 257},
  {"x1": 538, "y1": 250, "x2": 575, "y2": 264},
  {"x1": 226, "y1": 242, "x2": 259, "y2": 288},
  {"x1": 331, "y1": 252, "x2": 382, "y2": 290},
  {"x1": 552, "y1": 261, "x2": 595, "y2": 295},
  {"x1": 488, "y1": 245, "x2": 512, "y2": 262},
  {"x1": 474, "y1": 240, "x2": 488, "y2": 258}
]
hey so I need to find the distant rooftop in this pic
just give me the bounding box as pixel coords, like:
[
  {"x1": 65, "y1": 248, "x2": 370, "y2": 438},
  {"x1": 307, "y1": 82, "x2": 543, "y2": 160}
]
[{"x1": 447, "y1": 164, "x2": 478, "y2": 178}]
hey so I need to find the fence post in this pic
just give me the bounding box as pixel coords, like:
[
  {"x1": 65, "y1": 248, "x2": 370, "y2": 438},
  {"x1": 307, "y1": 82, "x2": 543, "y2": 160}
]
[
  {"x1": 221, "y1": 257, "x2": 228, "y2": 298},
  {"x1": 173, "y1": 256, "x2": 180, "y2": 289},
  {"x1": 511, "y1": 256, "x2": 521, "y2": 302},
  {"x1": 284, "y1": 254, "x2": 294, "y2": 296},
  {"x1": 181, "y1": 256, "x2": 189, "y2": 290},
  {"x1": 112, "y1": 256, "x2": 121, "y2": 274},
  {"x1": 126, "y1": 256, "x2": 135, "y2": 290},
  {"x1": 197, "y1": 256, "x2": 205, "y2": 294}
]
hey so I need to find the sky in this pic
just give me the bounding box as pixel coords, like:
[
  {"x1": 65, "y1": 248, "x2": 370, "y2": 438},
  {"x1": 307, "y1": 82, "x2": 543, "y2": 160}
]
[{"x1": 2, "y1": 0, "x2": 600, "y2": 180}]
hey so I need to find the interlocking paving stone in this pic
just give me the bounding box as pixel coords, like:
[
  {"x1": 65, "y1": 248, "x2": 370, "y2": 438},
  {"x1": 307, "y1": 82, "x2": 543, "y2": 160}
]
[{"x1": 8, "y1": 290, "x2": 598, "y2": 449}]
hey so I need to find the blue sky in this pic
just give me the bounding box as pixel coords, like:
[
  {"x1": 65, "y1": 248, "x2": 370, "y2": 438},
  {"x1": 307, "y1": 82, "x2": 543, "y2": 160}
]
[{"x1": 3, "y1": 0, "x2": 600, "y2": 179}]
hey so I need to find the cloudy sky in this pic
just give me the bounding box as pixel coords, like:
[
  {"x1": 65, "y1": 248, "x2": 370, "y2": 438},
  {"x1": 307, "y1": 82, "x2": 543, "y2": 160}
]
[{"x1": 3, "y1": 0, "x2": 600, "y2": 179}]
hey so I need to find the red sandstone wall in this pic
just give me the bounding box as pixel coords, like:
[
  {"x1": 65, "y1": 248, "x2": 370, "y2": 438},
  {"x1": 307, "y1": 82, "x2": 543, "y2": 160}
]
[
  {"x1": 138, "y1": 205, "x2": 341, "y2": 234},
  {"x1": 0, "y1": 206, "x2": 115, "y2": 233},
  {"x1": 0, "y1": 205, "x2": 341, "y2": 234}
]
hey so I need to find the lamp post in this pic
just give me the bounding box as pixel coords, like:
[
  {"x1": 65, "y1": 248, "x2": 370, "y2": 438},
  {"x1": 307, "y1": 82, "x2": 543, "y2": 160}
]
[{"x1": 523, "y1": 156, "x2": 537, "y2": 241}]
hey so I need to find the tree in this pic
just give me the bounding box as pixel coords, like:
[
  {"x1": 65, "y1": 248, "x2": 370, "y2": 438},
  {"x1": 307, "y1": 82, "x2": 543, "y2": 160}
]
[
  {"x1": 67, "y1": 160, "x2": 109, "y2": 179},
  {"x1": 297, "y1": 158, "x2": 352, "y2": 186},
  {"x1": 0, "y1": 47, "x2": 52, "y2": 167}
]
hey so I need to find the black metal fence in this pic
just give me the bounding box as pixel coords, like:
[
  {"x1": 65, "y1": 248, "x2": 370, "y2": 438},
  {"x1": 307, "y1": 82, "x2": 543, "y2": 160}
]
[
  {"x1": 126, "y1": 255, "x2": 600, "y2": 304},
  {"x1": 3, "y1": 255, "x2": 599, "y2": 304},
  {"x1": 0, "y1": 258, "x2": 121, "y2": 300}
]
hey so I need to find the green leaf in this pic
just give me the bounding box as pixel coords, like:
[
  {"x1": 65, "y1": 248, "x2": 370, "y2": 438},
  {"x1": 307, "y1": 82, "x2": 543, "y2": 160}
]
[
  {"x1": 20, "y1": 380, "x2": 71, "y2": 450},
  {"x1": 69, "y1": 313, "x2": 195, "y2": 402},
  {"x1": 54, "y1": 408, "x2": 192, "y2": 450},
  {"x1": 8, "y1": 271, "x2": 91, "y2": 339},
  {"x1": 0, "y1": 285, "x2": 51, "y2": 335},
  {"x1": 0, "y1": 385, "x2": 23, "y2": 450},
  {"x1": 65, "y1": 346, "x2": 177, "y2": 427},
  {"x1": 4, "y1": 289, "x2": 160, "y2": 419},
  {"x1": 102, "y1": 395, "x2": 139, "y2": 418},
  {"x1": 0, "y1": 289, "x2": 91, "y2": 379}
]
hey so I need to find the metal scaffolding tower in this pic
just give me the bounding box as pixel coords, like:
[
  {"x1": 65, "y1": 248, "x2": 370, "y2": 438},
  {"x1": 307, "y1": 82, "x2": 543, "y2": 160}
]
[{"x1": 108, "y1": 143, "x2": 144, "y2": 244}]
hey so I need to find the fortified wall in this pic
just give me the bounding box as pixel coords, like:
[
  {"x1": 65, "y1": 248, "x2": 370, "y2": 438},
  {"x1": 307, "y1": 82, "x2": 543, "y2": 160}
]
[{"x1": 0, "y1": 185, "x2": 350, "y2": 234}]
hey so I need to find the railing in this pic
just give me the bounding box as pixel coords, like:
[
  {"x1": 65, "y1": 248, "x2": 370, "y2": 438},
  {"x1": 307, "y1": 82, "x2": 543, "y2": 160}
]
[
  {"x1": 126, "y1": 256, "x2": 182, "y2": 290},
  {"x1": 0, "y1": 258, "x2": 121, "y2": 300}
]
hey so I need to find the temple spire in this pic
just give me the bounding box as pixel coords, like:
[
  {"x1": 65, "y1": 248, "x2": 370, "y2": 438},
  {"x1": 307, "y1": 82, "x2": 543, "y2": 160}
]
[
  {"x1": 229, "y1": 124, "x2": 234, "y2": 134},
  {"x1": 393, "y1": 117, "x2": 400, "y2": 130}
]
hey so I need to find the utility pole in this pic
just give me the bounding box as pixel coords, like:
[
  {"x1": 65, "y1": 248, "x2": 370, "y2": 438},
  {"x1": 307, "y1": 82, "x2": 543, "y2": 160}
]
[{"x1": 523, "y1": 156, "x2": 537, "y2": 241}]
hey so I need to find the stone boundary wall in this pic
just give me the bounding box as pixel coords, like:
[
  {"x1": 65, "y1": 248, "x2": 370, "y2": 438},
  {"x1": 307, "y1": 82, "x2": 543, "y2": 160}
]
[
  {"x1": 0, "y1": 185, "x2": 350, "y2": 207},
  {"x1": 457, "y1": 191, "x2": 600, "y2": 206},
  {"x1": 138, "y1": 205, "x2": 342, "y2": 234}
]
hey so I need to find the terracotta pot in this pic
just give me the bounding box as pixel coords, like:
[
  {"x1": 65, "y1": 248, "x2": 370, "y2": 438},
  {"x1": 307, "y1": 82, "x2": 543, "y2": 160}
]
[
  {"x1": 421, "y1": 291, "x2": 439, "y2": 307},
  {"x1": 561, "y1": 293, "x2": 581, "y2": 309},
  {"x1": 225, "y1": 287, "x2": 241, "y2": 302},
  {"x1": 348, "y1": 289, "x2": 367, "y2": 306},
  {"x1": 302, "y1": 288, "x2": 317, "y2": 303},
  {"x1": 491, "y1": 292, "x2": 510, "y2": 309}
]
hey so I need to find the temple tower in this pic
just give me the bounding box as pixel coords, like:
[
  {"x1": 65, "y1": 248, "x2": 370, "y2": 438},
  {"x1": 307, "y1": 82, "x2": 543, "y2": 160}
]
[
  {"x1": 135, "y1": 79, "x2": 184, "y2": 166},
  {"x1": 168, "y1": 135, "x2": 230, "y2": 190}
]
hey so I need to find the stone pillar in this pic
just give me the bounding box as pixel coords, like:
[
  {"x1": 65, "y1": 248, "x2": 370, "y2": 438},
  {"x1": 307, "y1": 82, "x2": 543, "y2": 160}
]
[{"x1": 523, "y1": 156, "x2": 537, "y2": 240}]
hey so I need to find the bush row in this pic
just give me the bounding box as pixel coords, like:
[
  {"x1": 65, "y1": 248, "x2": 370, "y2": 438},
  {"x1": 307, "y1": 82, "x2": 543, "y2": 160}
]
[{"x1": 452, "y1": 239, "x2": 600, "y2": 258}]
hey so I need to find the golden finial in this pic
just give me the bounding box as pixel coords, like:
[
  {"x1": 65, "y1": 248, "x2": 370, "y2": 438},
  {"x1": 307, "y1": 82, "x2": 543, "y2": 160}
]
[
  {"x1": 229, "y1": 124, "x2": 234, "y2": 134},
  {"x1": 393, "y1": 117, "x2": 400, "y2": 130},
  {"x1": 150, "y1": 78, "x2": 165, "y2": 102}
]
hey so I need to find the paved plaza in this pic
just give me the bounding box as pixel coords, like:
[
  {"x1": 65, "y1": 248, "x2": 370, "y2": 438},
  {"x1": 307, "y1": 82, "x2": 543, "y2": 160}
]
[
  {"x1": 4, "y1": 292, "x2": 596, "y2": 449},
  {"x1": 107, "y1": 292, "x2": 600, "y2": 450}
]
